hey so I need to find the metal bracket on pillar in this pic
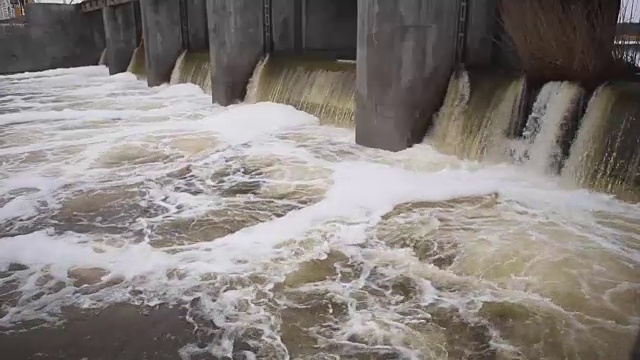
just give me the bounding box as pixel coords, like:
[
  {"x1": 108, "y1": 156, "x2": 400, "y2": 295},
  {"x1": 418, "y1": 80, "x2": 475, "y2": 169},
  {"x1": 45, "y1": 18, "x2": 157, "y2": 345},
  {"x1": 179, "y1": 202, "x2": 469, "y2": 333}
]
[
  {"x1": 456, "y1": 0, "x2": 469, "y2": 64},
  {"x1": 262, "y1": 0, "x2": 273, "y2": 54}
]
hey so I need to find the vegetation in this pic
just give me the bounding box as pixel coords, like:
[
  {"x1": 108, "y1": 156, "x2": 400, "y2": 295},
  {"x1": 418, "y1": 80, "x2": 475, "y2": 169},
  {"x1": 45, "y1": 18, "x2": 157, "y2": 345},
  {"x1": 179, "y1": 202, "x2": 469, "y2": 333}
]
[{"x1": 499, "y1": 0, "x2": 637, "y2": 89}]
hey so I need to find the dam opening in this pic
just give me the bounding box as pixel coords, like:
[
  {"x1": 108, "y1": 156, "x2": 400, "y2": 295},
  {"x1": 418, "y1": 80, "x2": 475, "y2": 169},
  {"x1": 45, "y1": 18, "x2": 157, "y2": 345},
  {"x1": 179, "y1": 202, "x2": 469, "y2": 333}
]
[{"x1": 0, "y1": 0, "x2": 638, "y2": 359}]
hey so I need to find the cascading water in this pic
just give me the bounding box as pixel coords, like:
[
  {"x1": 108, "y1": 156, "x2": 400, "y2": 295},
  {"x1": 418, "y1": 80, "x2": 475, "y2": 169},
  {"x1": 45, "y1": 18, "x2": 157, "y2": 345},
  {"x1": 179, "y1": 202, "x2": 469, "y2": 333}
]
[
  {"x1": 126, "y1": 43, "x2": 146, "y2": 79},
  {"x1": 427, "y1": 70, "x2": 525, "y2": 162},
  {"x1": 245, "y1": 55, "x2": 356, "y2": 128},
  {"x1": 169, "y1": 50, "x2": 212, "y2": 95},
  {"x1": 515, "y1": 81, "x2": 586, "y2": 174},
  {"x1": 0, "y1": 66, "x2": 638, "y2": 359},
  {"x1": 562, "y1": 82, "x2": 640, "y2": 202},
  {"x1": 98, "y1": 48, "x2": 107, "y2": 66},
  {"x1": 428, "y1": 70, "x2": 638, "y2": 202}
]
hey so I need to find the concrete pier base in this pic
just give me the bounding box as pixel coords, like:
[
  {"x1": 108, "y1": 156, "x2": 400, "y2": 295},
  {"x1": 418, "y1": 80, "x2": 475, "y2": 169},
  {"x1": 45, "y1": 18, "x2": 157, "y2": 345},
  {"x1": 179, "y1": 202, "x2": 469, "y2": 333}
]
[
  {"x1": 140, "y1": 0, "x2": 183, "y2": 86},
  {"x1": 207, "y1": 0, "x2": 263, "y2": 105},
  {"x1": 355, "y1": 0, "x2": 460, "y2": 151},
  {"x1": 103, "y1": 3, "x2": 139, "y2": 75}
]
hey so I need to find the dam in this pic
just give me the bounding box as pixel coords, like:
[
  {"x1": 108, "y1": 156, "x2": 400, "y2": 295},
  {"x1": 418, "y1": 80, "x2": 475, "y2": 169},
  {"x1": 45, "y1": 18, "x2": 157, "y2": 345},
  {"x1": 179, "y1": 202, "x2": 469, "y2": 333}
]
[{"x1": 0, "y1": 1, "x2": 639, "y2": 359}]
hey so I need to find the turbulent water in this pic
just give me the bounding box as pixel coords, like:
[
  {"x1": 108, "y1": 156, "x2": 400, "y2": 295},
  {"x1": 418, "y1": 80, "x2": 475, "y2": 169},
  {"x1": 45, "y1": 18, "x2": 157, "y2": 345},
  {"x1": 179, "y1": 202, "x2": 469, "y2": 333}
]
[
  {"x1": 428, "y1": 70, "x2": 525, "y2": 162},
  {"x1": 562, "y1": 82, "x2": 640, "y2": 202},
  {"x1": 170, "y1": 50, "x2": 212, "y2": 95},
  {"x1": 0, "y1": 67, "x2": 639, "y2": 359},
  {"x1": 246, "y1": 55, "x2": 355, "y2": 128},
  {"x1": 98, "y1": 48, "x2": 108, "y2": 66},
  {"x1": 127, "y1": 44, "x2": 146, "y2": 79},
  {"x1": 515, "y1": 81, "x2": 586, "y2": 174}
]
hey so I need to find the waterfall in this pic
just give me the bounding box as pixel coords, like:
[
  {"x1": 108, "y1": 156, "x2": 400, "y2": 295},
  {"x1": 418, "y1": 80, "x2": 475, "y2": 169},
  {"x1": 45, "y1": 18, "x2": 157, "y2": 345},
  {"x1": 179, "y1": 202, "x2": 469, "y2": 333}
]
[
  {"x1": 427, "y1": 70, "x2": 525, "y2": 162},
  {"x1": 169, "y1": 50, "x2": 212, "y2": 95},
  {"x1": 127, "y1": 44, "x2": 146, "y2": 78},
  {"x1": 245, "y1": 55, "x2": 356, "y2": 128},
  {"x1": 516, "y1": 82, "x2": 586, "y2": 174},
  {"x1": 98, "y1": 48, "x2": 107, "y2": 66},
  {"x1": 561, "y1": 82, "x2": 640, "y2": 202}
]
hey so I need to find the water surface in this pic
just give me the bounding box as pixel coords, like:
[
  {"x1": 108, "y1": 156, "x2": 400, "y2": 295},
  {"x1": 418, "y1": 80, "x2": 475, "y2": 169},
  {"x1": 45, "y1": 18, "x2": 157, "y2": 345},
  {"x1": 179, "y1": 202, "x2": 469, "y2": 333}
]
[{"x1": 0, "y1": 67, "x2": 638, "y2": 360}]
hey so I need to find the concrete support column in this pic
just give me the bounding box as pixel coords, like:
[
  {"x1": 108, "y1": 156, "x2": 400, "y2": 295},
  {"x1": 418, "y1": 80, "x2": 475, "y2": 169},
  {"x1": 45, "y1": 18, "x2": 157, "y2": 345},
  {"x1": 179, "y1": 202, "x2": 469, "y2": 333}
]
[
  {"x1": 207, "y1": 0, "x2": 263, "y2": 106},
  {"x1": 133, "y1": 1, "x2": 143, "y2": 45},
  {"x1": 465, "y1": 0, "x2": 497, "y2": 67},
  {"x1": 140, "y1": 0, "x2": 183, "y2": 86},
  {"x1": 271, "y1": 0, "x2": 299, "y2": 54},
  {"x1": 271, "y1": 0, "x2": 357, "y2": 58},
  {"x1": 102, "y1": 3, "x2": 138, "y2": 75},
  {"x1": 185, "y1": 0, "x2": 209, "y2": 50},
  {"x1": 304, "y1": 0, "x2": 357, "y2": 59},
  {"x1": 355, "y1": 0, "x2": 460, "y2": 151}
]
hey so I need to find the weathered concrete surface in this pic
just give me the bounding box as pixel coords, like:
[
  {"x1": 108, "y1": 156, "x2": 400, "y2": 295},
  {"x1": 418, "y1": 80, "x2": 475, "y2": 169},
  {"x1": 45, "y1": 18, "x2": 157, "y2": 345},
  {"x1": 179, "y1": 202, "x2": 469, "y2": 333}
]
[
  {"x1": 207, "y1": 0, "x2": 263, "y2": 105},
  {"x1": 185, "y1": 0, "x2": 209, "y2": 51},
  {"x1": 133, "y1": 1, "x2": 143, "y2": 45},
  {"x1": 140, "y1": 0, "x2": 183, "y2": 86},
  {"x1": 355, "y1": 0, "x2": 460, "y2": 151},
  {"x1": 103, "y1": 3, "x2": 139, "y2": 75},
  {"x1": 492, "y1": 19, "x2": 520, "y2": 70},
  {"x1": 465, "y1": 0, "x2": 497, "y2": 67},
  {"x1": 304, "y1": 0, "x2": 357, "y2": 59},
  {"x1": 0, "y1": 4, "x2": 105, "y2": 75},
  {"x1": 271, "y1": 0, "x2": 299, "y2": 53},
  {"x1": 271, "y1": 0, "x2": 357, "y2": 58}
]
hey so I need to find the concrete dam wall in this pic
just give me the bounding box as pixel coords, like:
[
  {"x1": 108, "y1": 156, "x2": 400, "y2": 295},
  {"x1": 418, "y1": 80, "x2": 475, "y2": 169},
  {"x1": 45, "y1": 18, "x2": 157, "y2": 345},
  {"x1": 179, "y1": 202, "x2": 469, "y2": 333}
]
[
  {"x1": 0, "y1": 4, "x2": 105, "y2": 75},
  {"x1": 0, "y1": 0, "x2": 637, "y2": 202}
]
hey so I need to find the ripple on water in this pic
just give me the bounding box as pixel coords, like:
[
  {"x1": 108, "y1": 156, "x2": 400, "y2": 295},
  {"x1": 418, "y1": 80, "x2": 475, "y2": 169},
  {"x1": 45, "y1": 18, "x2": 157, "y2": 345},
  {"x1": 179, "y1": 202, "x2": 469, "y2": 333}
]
[{"x1": 0, "y1": 67, "x2": 638, "y2": 360}]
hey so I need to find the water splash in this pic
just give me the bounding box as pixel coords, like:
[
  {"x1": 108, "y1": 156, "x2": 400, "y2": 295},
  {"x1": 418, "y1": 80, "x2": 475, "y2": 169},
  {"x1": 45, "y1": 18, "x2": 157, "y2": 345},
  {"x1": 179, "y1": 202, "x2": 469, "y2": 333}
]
[
  {"x1": 126, "y1": 43, "x2": 146, "y2": 79},
  {"x1": 515, "y1": 82, "x2": 586, "y2": 174},
  {"x1": 427, "y1": 70, "x2": 525, "y2": 162},
  {"x1": 0, "y1": 67, "x2": 638, "y2": 359},
  {"x1": 98, "y1": 48, "x2": 107, "y2": 66},
  {"x1": 169, "y1": 50, "x2": 212, "y2": 95},
  {"x1": 245, "y1": 55, "x2": 356, "y2": 128},
  {"x1": 562, "y1": 82, "x2": 640, "y2": 202}
]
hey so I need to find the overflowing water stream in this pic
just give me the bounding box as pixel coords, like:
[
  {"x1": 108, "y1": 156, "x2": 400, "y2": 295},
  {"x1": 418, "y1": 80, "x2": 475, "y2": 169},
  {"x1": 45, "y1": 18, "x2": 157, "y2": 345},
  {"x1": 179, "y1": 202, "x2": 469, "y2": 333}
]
[{"x1": 0, "y1": 66, "x2": 638, "y2": 359}]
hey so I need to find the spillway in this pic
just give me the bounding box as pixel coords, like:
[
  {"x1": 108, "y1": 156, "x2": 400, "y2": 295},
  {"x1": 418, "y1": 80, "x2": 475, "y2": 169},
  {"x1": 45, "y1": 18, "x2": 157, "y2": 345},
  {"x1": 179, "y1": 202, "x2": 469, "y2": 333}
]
[
  {"x1": 562, "y1": 82, "x2": 640, "y2": 202},
  {"x1": 169, "y1": 50, "x2": 212, "y2": 95},
  {"x1": 126, "y1": 43, "x2": 146, "y2": 79},
  {"x1": 517, "y1": 81, "x2": 586, "y2": 174},
  {"x1": 98, "y1": 48, "x2": 107, "y2": 66},
  {"x1": 0, "y1": 66, "x2": 638, "y2": 360},
  {"x1": 427, "y1": 70, "x2": 525, "y2": 162},
  {"x1": 245, "y1": 55, "x2": 356, "y2": 128}
]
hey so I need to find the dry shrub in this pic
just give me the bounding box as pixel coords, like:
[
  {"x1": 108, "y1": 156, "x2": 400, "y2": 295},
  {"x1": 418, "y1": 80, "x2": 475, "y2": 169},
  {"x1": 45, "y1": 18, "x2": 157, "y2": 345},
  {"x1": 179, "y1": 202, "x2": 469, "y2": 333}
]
[{"x1": 499, "y1": 0, "x2": 632, "y2": 89}]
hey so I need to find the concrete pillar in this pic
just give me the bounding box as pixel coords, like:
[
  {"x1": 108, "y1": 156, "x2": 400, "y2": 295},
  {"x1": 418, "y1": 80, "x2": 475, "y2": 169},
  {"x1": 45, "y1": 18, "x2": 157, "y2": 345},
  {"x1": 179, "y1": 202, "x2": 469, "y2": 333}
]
[
  {"x1": 465, "y1": 0, "x2": 497, "y2": 67},
  {"x1": 303, "y1": 0, "x2": 357, "y2": 58},
  {"x1": 140, "y1": 0, "x2": 183, "y2": 86},
  {"x1": 185, "y1": 0, "x2": 209, "y2": 50},
  {"x1": 355, "y1": 0, "x2": 460, "y2": 151},
  {"x1": 133, "y1": 1, "x2": 143, "y2": 45},
  {"x1": 207, "y1": 0, "x2": 263, "y2": 106},
  {"x1": 271, "y1": 0, "x2": 299, "y2": 53},
  {"x1": 102, "y1": 3, "x2": 138, "y2": 75},
  {"x1": 271, "y1": 0, "x2": 357, "y2": 58},
  {"x1": 0, "y1": 4, "x2": 105, "y2": 75}
]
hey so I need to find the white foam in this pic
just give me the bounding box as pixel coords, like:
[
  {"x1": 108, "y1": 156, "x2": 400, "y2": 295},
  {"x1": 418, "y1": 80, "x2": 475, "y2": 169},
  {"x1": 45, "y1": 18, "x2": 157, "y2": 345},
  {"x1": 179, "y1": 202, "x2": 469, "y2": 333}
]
[
  {"x1": 0, "y1": 66, "x2": 637, "y2": 359},
  {"x1": 203, "y1": 102, "x2": 319, "y2": 145}
]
